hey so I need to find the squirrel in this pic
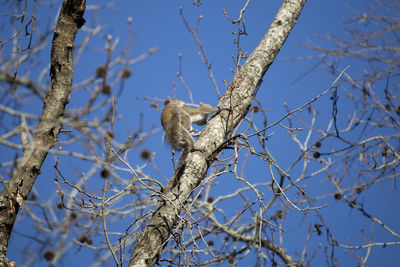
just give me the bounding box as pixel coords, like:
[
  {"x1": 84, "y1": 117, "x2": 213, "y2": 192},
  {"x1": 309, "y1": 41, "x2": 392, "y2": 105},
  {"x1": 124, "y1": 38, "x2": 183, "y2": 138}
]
[{"x1": 161, "y1": 99, "x2": 218, "y2": 155}]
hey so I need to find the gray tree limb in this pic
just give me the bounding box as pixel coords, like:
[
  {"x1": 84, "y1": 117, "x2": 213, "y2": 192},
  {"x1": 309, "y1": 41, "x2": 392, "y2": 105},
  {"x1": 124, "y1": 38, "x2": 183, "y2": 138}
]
[
  {"x1": 0, "y1": 1, "x2": 85, "y2": 266},
  {"x1": 129, "y1": 0, "x2": 306, "y2": 266}
]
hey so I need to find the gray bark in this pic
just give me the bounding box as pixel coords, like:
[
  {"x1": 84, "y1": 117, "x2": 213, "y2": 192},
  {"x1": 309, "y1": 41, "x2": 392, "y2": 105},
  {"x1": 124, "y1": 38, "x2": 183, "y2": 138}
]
[
  {"x1": 0, "y1": 1, "x2": 85, "y2": 266},
  {"x1": 128, "y1": 0, "x2": 306, "y2": 266}
]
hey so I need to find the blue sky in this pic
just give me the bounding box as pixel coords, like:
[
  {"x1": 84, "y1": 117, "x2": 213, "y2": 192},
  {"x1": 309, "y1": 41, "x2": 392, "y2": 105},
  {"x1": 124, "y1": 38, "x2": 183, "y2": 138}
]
[{"x1": 1, "y1": 0, "x2": 399, "y2": 266}]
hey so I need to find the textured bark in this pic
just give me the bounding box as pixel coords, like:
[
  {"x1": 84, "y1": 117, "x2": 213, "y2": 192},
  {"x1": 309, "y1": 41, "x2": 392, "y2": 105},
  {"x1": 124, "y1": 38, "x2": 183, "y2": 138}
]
[
  {"x1": 129, "y1": 0, "x2": 306, "y2": 266},
  {"x1": 0, "y1": 1, "x2": 85, "y2": 266}
]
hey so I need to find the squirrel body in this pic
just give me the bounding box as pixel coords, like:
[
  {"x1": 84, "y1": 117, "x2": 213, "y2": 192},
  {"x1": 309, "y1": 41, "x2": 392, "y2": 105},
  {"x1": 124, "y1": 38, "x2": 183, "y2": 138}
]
[{"x1": 161, "y1": 99, "x2": 218, "y2": 153}]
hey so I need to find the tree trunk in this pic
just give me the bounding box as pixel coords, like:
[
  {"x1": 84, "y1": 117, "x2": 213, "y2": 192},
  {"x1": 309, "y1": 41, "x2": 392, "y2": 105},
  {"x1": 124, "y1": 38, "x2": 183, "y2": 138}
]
[{"x1": 0, "y1": 1, "x2": 85, "y2": 266}]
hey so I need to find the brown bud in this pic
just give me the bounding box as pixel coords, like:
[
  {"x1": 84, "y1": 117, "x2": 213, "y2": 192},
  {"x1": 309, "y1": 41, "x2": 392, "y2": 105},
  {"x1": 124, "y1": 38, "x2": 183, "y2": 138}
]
[
  {"x1": 314, "y1": 224, "x2": 322, "y2": 235},
  {"x1": 382, "y1": 146, "x2": 388, "y2": 157},
  {"x1": 140, "y1": 149, "x2": 151, "y2": 160},
  {"x1": 101, "y1": 84, "x2": 111, "y2": 95},
  {"x1": 334, "y1": 193, "x2": 342, "y2": 200},
  {"x1": 79, "y1": 235, "x2": 89, "y2": 243},
  {"x1": 100, "y1": 168, "x2": 110, "y2": 179},
  {"x1": 70, "y1": 213, "x2": 77, "y2": 220},
  {"x1": 275, "y1": 210, "x2": 284, "y2": 220},
  {"x1": 96, "y1": 66, "x2": 107, "y2": 78},
  {"x1": 120, "y1": 69, "x2": 131, "y2": 78},
  {"x1": 43, "y1": 250, "x2": 55, "y2": 261}
]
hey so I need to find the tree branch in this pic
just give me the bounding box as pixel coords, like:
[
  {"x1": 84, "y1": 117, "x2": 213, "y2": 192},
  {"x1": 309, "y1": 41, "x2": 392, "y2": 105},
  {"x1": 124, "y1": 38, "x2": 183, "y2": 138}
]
[{"x1": 128, "y1": 0, "x2": 306, "y2": 266}]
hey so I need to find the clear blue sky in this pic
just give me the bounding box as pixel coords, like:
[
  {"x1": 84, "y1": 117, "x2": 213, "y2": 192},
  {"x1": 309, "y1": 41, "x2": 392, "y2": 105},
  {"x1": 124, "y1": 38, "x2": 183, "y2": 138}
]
[{"x1": 2, "y1": 0, "x2": 399, "y2": 266}]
